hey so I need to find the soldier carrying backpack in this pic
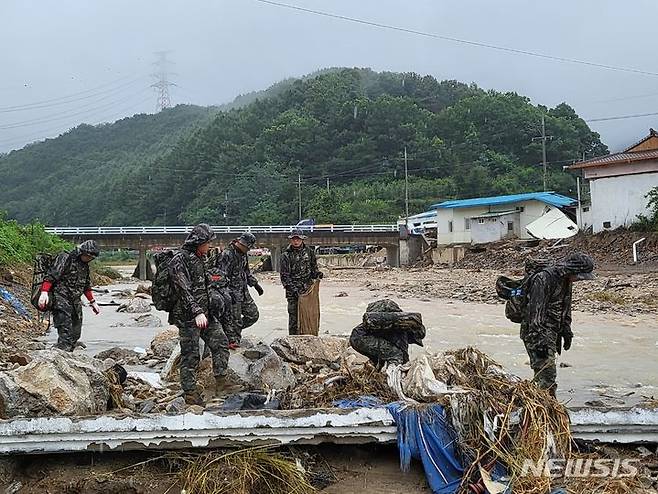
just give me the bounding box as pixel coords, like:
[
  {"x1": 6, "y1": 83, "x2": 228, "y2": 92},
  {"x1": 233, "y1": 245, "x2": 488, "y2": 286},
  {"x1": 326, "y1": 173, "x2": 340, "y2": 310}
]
[
  {"x1": 164, "y1": 223, "x2": 231, "y2": 406},
  {"x1": 497, "y1": 253, "x2": 595, "y2": 396},
  {"x1": 33, "y1": 240, "x2": 101, "y2": 352}
]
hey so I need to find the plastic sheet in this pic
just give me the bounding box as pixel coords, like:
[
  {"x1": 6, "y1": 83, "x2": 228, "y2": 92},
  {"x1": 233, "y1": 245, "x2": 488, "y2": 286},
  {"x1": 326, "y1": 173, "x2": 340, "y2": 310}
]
[{"x1": 0, "y1": 287, "x2": 29, "y2": 318}]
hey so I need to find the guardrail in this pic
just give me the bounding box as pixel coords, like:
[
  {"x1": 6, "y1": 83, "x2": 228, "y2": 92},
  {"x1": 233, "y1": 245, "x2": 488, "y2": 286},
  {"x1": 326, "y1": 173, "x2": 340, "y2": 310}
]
[{"x1": 45, "y1": 225, "x2": 399, "y2": 235}]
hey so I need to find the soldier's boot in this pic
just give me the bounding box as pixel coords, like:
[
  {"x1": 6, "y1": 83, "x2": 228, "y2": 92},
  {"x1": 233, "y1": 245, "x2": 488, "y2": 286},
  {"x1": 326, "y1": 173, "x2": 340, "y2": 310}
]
[
  {"x1": 184, "y1": 391, "x2": 204, "y2": 406},
  {"x1": 214, "y1": 375, "x2": 241, "y2": 397}
]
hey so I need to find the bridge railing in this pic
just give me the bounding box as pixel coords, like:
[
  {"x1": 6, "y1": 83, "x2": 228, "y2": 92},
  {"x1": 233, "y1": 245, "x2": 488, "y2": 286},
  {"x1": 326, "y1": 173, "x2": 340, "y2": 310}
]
[{"x1": 45, "y1": 225, "x2": 399, "y2": 235}]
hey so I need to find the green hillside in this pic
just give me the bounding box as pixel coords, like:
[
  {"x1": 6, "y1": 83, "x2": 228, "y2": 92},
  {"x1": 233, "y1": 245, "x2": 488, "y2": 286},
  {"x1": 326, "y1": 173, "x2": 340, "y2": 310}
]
[{"x1": 0, "y1": 68, "x2": 608, "y2": 226}]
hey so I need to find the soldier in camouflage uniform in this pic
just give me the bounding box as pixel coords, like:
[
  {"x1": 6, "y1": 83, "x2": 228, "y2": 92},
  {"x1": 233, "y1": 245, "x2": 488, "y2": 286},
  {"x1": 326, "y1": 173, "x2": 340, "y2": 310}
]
[
  {"x1": 349, "y1": 299, "x2": 425, "y2": 368},
  {"x1": 38, "y1": 240, "x2": 101, "y2": 352},
  {"x1": 522, "y1": 252, "x2": 595, "y2": 395},
  {"x1": 213, "y1": 232, "x2": 263, "y2": 348},
  {"x1": 169, "y1": 224, "x2": 230, "y2": 406},
  {"x1": 279, "y1": 230, "x2": 323, "y2": 335}
]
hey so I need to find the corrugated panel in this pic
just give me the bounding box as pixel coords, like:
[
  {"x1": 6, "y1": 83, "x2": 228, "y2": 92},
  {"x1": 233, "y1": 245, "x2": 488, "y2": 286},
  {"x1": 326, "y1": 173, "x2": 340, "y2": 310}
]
[
  {"x1": 568, "y1": 149, "x2": 658, "y2": 169},
  {"x1": 430, "y1": 192, "x2": 576, "y2": 210}
]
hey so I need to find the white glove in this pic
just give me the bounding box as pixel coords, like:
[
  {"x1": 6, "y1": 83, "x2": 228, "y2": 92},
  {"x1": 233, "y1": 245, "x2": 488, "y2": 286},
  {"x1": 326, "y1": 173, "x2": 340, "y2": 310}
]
[
  {"x1": 90, "y1": 300, "x2": 100, "y2": 315},
  {"x1": 38, "y1": 291, "x2": 49, "y2": 310},
  {"x1": 195, "y1": 313, "x2": 208, "y2": 329}
]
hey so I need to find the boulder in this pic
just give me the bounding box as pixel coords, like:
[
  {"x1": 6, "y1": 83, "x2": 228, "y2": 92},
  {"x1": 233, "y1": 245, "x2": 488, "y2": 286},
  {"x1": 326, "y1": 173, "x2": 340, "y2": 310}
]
[
  {"x1": 161, "y1": 340, "x2": 295, "y2": 392},
  {"x1": 0, "y1": 350, "x2": 110, "y2": 418},
  {"x1": 271, "y1": 335, "x2": 349, "y2": 366},
  {"x1": 151, "y1": 326, "x2": 179, "y2": 358},
  {"x1": 117, "y1": 297, "x2": 151, "y2": 313},
  {"x1": 95, "y1": 347, "x2": 142, "y2": 365},
  {"x1": 136, "y1": 284, "x2": 152, "y2": 295},
  {"x1": 112, "y1": 314, "x2": 162, "y2": 328}
]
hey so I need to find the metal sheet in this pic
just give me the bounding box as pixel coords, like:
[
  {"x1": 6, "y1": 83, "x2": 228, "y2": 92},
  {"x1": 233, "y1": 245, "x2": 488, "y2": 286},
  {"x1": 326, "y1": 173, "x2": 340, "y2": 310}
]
[{"x1": 526, "y1": 208, "x2": 579, "y2": 240}]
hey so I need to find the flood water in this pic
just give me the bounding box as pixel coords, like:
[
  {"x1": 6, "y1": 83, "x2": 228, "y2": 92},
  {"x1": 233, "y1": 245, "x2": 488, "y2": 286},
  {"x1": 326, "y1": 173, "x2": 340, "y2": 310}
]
[{"x1": 45, "y1": 268, "x2": 658, "y2": 408}]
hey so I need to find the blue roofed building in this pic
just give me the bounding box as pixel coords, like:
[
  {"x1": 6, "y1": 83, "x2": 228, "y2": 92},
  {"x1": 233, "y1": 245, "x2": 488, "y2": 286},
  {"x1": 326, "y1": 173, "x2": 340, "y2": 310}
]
[{"x1": 430, "y1": 192, "x2": 577, "y2": 246}]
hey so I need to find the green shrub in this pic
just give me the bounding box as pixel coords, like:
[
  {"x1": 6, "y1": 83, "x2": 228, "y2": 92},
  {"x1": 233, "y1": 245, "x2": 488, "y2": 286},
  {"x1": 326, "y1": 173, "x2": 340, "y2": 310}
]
[{"x1": 0, "y1": 212, "x2": 71, "y2": 265}]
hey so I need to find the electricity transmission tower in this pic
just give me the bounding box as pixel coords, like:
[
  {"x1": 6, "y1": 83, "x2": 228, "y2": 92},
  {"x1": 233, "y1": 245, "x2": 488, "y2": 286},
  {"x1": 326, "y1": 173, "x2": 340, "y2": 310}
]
[{"x1": 151, "y1": 51, "x2": 176, "y2": 111}]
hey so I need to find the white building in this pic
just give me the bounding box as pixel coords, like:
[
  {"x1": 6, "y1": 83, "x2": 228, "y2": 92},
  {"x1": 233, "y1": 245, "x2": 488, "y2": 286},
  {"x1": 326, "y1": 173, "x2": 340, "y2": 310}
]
[
  {"x1": 568, "y1": 129, "x2": 658, "y2": 233},
  {"x1": 431, "y1": 192, "x2": 577, "y2": 246}
]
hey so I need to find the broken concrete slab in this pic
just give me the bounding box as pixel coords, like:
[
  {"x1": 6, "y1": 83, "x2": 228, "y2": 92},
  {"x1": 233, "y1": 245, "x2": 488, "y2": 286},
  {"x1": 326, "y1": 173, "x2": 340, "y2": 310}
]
[
  {"x1": 0, "y1": 350, "x2": 110, "y2": 418},
  {"x1": 0, "y1": 407, "x2": 397, "y2": 454},
  {"x1": 271, "y1": 335, "x2": 349, "y2": 366}
]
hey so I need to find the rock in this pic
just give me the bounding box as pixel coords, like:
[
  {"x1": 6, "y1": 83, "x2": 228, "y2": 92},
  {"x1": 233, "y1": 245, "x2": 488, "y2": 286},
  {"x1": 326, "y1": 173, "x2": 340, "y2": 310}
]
[
  {"x1": 7, "y1": 353, "x2": 31, "y2": 366},
  {"x1": 116, "y1": 297, "x2": 151, "y2": 313},
  {"x1": 166, "y1": 396, "x2": 186, "y2": 415},
  {"x1": 271, "y1": 335, "x2": 349, "y2": 366},
  {"x1": 188, "y1": 405, "x2": 204, "y2": 415},
  {"x1": 111, "y1": 314, "x2": 163, "y2": 328},
  {"x1": 584, "y1": 400, "x2": 607, "y2": 408},
  {"x1": 140, "y1": 400, "x2": 156, "y2": 414},
  {"x1": 225, "y1": 344, "x2": 296, "y2": 391},
  {"x1": 161, "y1": 342, "x2": 295, "y2": 392},
  {"x1": 151, "y1": 327, "x2": 179, "y2": 358},
  {"x1": 136, "y1": 284, "x2": 151, "y2": 295},
  {"x1": 0, "y1": 350, "x2": 110, "y2": 418},
  {"x1": 334, "y1": 292, "x2": 349, "y2": 297},
  {"x1": 95, "y1": 347, "x2": 142, "y2": 365},
  {"x1": 559, "y1": 362, "x2": 573, "y2": 368}
]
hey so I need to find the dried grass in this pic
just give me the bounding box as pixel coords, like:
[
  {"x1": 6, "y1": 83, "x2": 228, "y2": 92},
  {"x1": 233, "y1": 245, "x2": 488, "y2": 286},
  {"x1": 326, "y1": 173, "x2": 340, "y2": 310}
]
[
  {"x1": 282, "y1": 361, "x2": 397, "y2": 409},
  {"x1": 104, "y1": 369, "x2": 125, "y2": 409},
  {"x1": 174, "y1": 447, "x2": 315, "y2": 494}
]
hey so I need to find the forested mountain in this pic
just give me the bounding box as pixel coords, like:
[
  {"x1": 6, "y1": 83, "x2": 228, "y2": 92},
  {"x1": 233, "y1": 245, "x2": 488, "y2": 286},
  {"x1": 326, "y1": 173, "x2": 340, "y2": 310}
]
[{"x1": 0, "y1": 68, "x2": 608, "y2": 226}]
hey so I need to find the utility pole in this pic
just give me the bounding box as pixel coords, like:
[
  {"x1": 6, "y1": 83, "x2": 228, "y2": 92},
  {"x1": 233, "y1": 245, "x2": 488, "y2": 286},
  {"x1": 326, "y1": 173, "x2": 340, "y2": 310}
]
[
  {"x1": 532, "y1": 115, "x2": 552, "y2": 191},
  {"x1": 404, "y1": 146, "x2": 409, "y2": 219},
  {"x1": 297, "y1": 173, "x2": 302, "y2": 221},
  {"x1": 151, "y1": 51, "x2": 176, "y2": 112},
  {"x1": 326, "y1": 177, "x2": 330, "y2": 192},
  {"x1": 224, "y1": 191, "x2": 228, "y2": 220}
]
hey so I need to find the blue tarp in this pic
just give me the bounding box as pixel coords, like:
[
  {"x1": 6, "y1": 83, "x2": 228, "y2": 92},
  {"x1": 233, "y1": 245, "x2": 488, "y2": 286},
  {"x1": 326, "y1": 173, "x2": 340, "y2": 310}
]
[
  {"x1": 0, "y1": 287, "x2": 29, "y2": 319},
  {"x1": 333, "y1": 396, "x2": 384, "y2": 409},
  {"x1": 387, "y1": 403, "x2": 464, "y2": 494}
]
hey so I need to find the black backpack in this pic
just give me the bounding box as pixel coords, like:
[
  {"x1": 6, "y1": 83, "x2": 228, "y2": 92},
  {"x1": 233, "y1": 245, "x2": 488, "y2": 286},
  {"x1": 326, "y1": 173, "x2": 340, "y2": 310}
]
[
  {"x1": 496, "y1": 275, "x2": 533, "y2": 324},
  {"x1": 152, "y1": 250, "x2": 176, "y2": 312}
]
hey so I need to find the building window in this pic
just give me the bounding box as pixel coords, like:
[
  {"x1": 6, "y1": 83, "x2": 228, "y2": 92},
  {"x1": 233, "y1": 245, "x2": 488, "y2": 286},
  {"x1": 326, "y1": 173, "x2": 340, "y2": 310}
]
[
  {"x1": 448, "y1": 221, "x2": 453, "y2": 233},
  {"x1": 583, "y1": 207, "x2": 590, "y2": 212},
  {"x1": 507, "y1": 221, "x2": 514, "y2": 231},
  {"x1": 464, "y1": 218, "x2": 471, "y2": 230},
  {"x1": 478, "y1": 218, "x2": 485, "y2": 224},
  {"x1": 515, "y1": 206, "x2": 525, "y2": 212},
  {"x1": 603, "y1": 221, "x2": 611, "y2": 229}
]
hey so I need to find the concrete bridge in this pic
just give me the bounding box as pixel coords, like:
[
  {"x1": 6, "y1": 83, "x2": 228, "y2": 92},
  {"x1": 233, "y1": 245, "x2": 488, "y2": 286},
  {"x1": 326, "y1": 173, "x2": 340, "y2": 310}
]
[{"x1": 45, "y1": 225, "x2": 401, "y2": 279}]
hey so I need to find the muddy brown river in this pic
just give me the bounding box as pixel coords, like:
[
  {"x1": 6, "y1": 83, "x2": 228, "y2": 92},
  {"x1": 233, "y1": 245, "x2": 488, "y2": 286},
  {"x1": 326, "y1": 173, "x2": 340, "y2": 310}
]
[{"x1": 45, "y1": 270, "x2": 658, "y2": 408}]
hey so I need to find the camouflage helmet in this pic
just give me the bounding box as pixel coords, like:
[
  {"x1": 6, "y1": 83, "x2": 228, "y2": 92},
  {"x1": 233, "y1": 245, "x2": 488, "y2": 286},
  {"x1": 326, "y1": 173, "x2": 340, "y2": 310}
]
[
  {"x1": 183, "y1": 223, "x2": 216, "y2": 248},
  {"x1": 78, "y1": 240, "x2": 100, "y2": 258},
  {"x1": 563, "y1": 252, "x2": 595, "y2": 280},
  {"x1": 237, "y1": 232, "x2": 256, "y2": 249},
  {"x1": 288, "y1": 229, "x2": 307, "y2": 240},
  {"x1": 366, "y1": 299, "x2": 402, "y2": 313}
]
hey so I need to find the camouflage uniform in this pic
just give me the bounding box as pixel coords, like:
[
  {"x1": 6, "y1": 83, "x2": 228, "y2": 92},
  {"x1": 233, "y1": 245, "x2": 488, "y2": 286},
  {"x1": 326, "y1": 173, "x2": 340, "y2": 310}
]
[
  {"x1": 45, "y1": 247, "x2": 93, "y2": 351},
  {"x1": 522, "y1": 253, "x2": 594, "y2": 394},
  {"x1": 280, "y1": 243, "x2": 321, "y2": 335},
  {"x1": 349, "y1": 299, "x2": 426, "y2": 368},
  {"x1": 214, "y1": 241, "x2": 260, "y2": 344},
  {"x1": 169, "y1": 224, "x2": 229, "y2": 396}
]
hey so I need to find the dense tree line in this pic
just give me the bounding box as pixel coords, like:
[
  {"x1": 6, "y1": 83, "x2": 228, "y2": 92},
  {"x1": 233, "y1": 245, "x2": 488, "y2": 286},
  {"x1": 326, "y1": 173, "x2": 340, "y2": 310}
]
[{"x1": 0, "y1": 68, "x2": 607, "y2": 226}]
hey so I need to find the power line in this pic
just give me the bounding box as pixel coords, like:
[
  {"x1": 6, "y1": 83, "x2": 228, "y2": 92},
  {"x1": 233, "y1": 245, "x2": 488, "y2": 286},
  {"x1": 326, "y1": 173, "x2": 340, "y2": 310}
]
[
  {"x1": 585, "y1": 110, "x2": 658, "y2": 123},
  {"x1": 0, "y1": 75, "x2": 140, "y2": 112},
  {"x1": 0, "y1": 77, "x2": 147, "y2": 114},
  {"x1": 0, "y1": 87, "x2": 151, "y2": 130},
  {"x1": 252, "y1": 0, "x2": 658, "y2": 78}
]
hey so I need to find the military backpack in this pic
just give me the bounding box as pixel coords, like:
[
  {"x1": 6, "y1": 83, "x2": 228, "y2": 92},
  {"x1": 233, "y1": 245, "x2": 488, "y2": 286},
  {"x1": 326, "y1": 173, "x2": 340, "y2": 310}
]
[
  {"x1": 496, "y1": 275, "x2": 533, "y2": 324},
  {"x1": 30, "y1": 253, "x2": 56, "y2": 312},
  {"x1": 152, "y1": 250, "x2": 176, "y2": 312}
]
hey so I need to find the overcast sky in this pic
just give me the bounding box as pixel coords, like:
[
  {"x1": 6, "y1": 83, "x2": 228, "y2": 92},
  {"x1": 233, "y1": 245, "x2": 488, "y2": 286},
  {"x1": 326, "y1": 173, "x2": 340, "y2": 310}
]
[{"x1": 1, "y1": 0, "x2": 658, "y2": 153}]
